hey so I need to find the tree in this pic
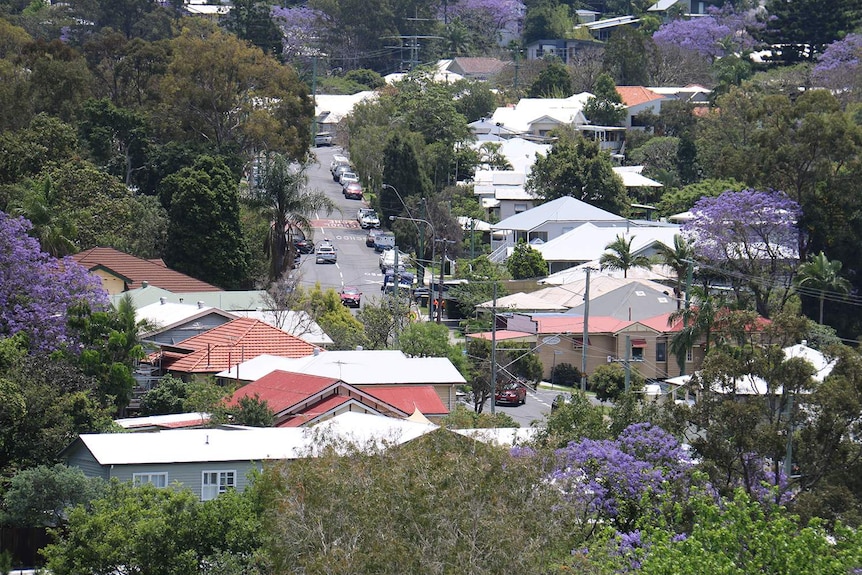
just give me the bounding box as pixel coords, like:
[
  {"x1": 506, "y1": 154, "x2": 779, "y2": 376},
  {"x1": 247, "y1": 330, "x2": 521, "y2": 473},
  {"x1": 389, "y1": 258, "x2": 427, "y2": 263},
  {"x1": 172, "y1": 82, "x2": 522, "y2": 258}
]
[
  {"x1": 0, "y1": 212, "x2": 108, "y2": 354},
  {"x1": 599, "y1": 234, "x2": 652, "y2": 278},
  {"x1": 2, "y1": 464, "x2": 104, "y2": 528},
  {"x1": 603, "y1": 26, "x2": 655, "y2": 86},
  {"x1": 247, "y1": 154, "x2": 335, "y2": 282},
  {"x1": 652, "y1": 6, "x2": 759, "y2": 61},
  {"x1": 220, "y1": 0, "x2": 283, "y2": 55},
  {"x1": 380, "y1": 132, "x2": 431, "y2": 221},
  {"x1": 590, "y1": 362, "x2": 643, "y2": 402},
  {"x1": 506, "y1": 240, "x2": 548, "y2": 279},
  {"x1": 551, "y1": 362, "x2": 581, "y2": 387},
  {"x1": 139, "y1": 375, "x2": 191, "y2": 415},
  {"x1": 528, "y1": 60, "x2": 573, "y2": 98},
  {"x1": 9, "y1": 175, "x2": 78, "y2": 257},
  {"x1": 655, "y1": 233, "x2": 696, "y2": 309},
  {"x1": 759, "y1": 0, "x2": 862, "y2": 63},
  {"x1": 582, "y1": 73, "x2": 625, "y2": 127},
  {"x1": 448, "y1": 255, "x2": 508, "y2": 321},
  {"x1": 813, "y1": 34, "x2": 862, "y2": 104},
  {"x1": 522, "y1": 1, "x2": 572, "y2": 44},
  {"x1": 656, "y1": 178, "x2": 744, "y2": 218},
  {"x1": 795, "y1": 252, "x2": 851, "y2": 325},
  {"x1": 527, "y1": 128, "x2": 629, "y2": 214},
  {"x1": 399, "y1": 321, "x2": 471, "y2": 378},
  {"x1": 161, "y1": 155, "x2": 251, "y2": 289},
  {"x1": 216, "y1": 393, "x2": 275, "y2": 427},
  {"x1": 684, "y1": 189, "x2": 802, "y2": 317}
]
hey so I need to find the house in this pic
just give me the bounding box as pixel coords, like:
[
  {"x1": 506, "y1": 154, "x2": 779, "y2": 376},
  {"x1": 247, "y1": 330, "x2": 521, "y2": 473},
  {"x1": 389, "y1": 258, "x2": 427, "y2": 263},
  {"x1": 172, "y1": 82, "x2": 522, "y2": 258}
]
[
  {"x1": 215, "y1": 350, "x2": 466, "y2": 411},
  {"x1": 489, "y1": 196, "x2": 628, "y2": 261},
  {"x1": 62, "y1": 412, "x2": 440, "y2": 500},
  {"x1": 472, "y1": 171, "x2": 536, "y2": 221},
  {"x1": 73, "y1": 247, "x2": 220, "y2": 295},
  {"x1": 576, "y1": 15, "x2": 640, "y2": 42},
  {"x1": 227, "y1": 370, "x2": 449, "y2": 427},
  {"x1": 469, "y1": 137, "x2": 551, "y2": 173},
  {"x1": 153, "y1": 318, "x2": 317, "y2": 379},
  {"x1": 445, "y1": 57, "x2": 508, "y2": 81},
  {"x1": 648, "y1": 85, "x2": 711, "y2": 104},
  {"x1": 136, "y1": 299, "x2": 237, "y2": 345},
  {"x1": 114, "y1": 412, "x2": 212, "y2": 431},
  {"x1": 648, "y1": 0, "x2": 710, "y2": 16},
  {"x1": 489, "y1": 94, "x2": 592, "y2": 141},
  {"x1": 476, "y1": 292, "x2": 568, "y2": 313},
  {"x1": 532, "y1": 222, "x2": 680, "y2": 273},
  {"x1": 616, "y1": 86, "x2": 669, "y2": 129},
  {"x1": 524, "y1": 38, "x2": 603, "y2": 64},
  {"x1": 314, "y1": 91, "x2": 377, "y2": 140},
  {"x1": 183, "y1": 0, "x2": 230, "y2": 20}
]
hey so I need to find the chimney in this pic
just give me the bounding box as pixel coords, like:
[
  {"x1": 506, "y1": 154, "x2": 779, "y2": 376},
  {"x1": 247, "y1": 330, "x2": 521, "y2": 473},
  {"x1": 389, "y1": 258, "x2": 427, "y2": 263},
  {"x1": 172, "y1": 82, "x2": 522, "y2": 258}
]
[
  {"x1": 159, "y1": 297, "x2": 167, "y2": 305},
  {"x1": 197, "y1": 301, "x2": 205, "y2": 309}
]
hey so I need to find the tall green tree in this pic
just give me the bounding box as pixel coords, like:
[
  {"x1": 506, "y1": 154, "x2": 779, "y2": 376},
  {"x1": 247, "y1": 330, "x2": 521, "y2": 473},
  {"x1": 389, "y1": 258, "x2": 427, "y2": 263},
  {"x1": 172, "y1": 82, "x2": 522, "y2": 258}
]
[
  {"x1": 506, "y1": 240, "x2": 548, "y2": 279},
  {"x1": 655, "y1": 233, "x2": 696, "y2": 309},
  {"x1": 527, "y1": 128, "x2": 628, "y2": 214},
  {"x1": 599, "y1": 234, "x2": 652, "y2": 278},
  {"x1": 527, "y1": 59, "x2": 573, "y2": 98},
  {"x1": 582, "y1": 73, "x2": 626, "y2": 126},
  {"x1": 248, "y1": 154, "x2": 335, "y2": 282},
  {"x1": 161, "y1": 155, "x2": 251, "y2": 289},
  {"x1": 380, "y1": 132, "x2": 431, "y2": 221},
  {"x1": 759, "y1": 0, "x2": 862, "y2": 63},
  {"x1": 220, "y1": 0, "x2": 283, "y2": 55},
  {"x1": 795, "y1": 252, "x2": 851, "y2": 325}
]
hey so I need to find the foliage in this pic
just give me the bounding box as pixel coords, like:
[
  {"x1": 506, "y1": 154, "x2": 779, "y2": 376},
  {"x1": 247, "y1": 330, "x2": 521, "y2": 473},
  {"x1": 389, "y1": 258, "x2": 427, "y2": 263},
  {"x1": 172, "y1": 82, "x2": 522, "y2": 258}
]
[
  {"x1": 449, "y1": 255, "x2": 509, "y2": 320},
  {"x1": 599, "y1": 234, "x2": 652, "y2": 279},
  {"x1": 653, "y1": 5, "x2": 759, "y2": 60},
  {"x1": 0, "y1": 212, "x2": 108, "y2": 354},
  {"x1": 161, "y1": 155, "x2": 251, "y2": 289},
  {"x1": 535, "y1": 390, "x2": 608, "y2": 449},
  {"x1": 813, "y1": 33, "x2": 862, "y2": 103},
  {"x1": 654, "y1": 233, "x2": 695, "y2": 310},
  {"x1": 506, "y1": 240, "x2": 548, "y2": 279},
  {"x1": 219, "y1": 0, "x2": 283, "y2": 55},
  {"x1": 684, "y1": 189, "x2": 801, "y2": 317},
  {"x1": 603, "y1": 26, "x2": 655, "y2": 86},
  {"x1": 553, "y1": 422, "x2": 699, "y2": 531},
  {"x1": 522, "y1": 1, "x2": 572, "y2": 44},
  {"x1": 139, "y1": 375, "x2": 192, "y2": 415},
  {"x1": 398, "y1": 321, "x2": 471, "y2": 378},
  {"x1": 247, "y1": 154, "x2": 335, "y2": 282},
  {"x1": 795, "y1": 252, "x2": 851, "y2": 325},
  {"x1": 216, "y1": 393, "x2": 275, "y2": 427},
  {"x1": 628, "y1": 136, "x2": 681, "y2": 189},
  {"x1": 551, "y1": 362, "x2": 581, "y2": 387},
  {"x1": 656, "y1": 178, "x2": 744, "y2": 217},
  {"x1": 583, "y1": 73, "x2": 625, "y2": 127},
  {"x1": 43, "y1": 480, "x2": 266, "y2": 575},
  {"x1": 440, "y1": 403, "x2": 518, "y2": 429},
  {"x1": 261, "y1": 429, "x2": 575, "y2": 574},
  {"x1": 527, "y1": 128, "x2": 628, "y2": 214},
  {"x1": 302, "y1": 284, "x2": 368, "y2": 350},
  {"x1": 1, "y1": 464, "x2": 104, "y2": 528},
  {"x1": 527, "y1": 60, "x2": 573, "y2": 98},
  {"x1": 590, "y1": 362, "x2": 644, "y2": 402},
  {"x1": 759, "y1": 0, "x2": 862, "y2": 63}
]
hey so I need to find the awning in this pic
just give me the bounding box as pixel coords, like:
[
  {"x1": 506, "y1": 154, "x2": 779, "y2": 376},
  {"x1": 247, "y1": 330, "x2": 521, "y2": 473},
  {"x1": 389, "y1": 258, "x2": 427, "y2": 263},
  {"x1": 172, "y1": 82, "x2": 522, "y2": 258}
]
[{"x1": 630, "y1": 339, "x2": 647, "y2": 346}]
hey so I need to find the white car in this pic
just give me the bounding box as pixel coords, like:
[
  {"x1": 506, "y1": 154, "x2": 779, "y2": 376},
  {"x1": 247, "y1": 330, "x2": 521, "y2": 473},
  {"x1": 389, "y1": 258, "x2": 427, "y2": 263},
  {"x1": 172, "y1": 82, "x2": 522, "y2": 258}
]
[
  {"x1": 339, "y1": 171, "x2": 359, "y2": 187},
  {"x1": 378, "y1": 249, "x2": 410, "y2": 271},
  {"x1": 315, "y1": 243, "x2": 337, "y2": 264},
  {"x1": 357, "y1": 208, "x2": 380, "y2": 229}
]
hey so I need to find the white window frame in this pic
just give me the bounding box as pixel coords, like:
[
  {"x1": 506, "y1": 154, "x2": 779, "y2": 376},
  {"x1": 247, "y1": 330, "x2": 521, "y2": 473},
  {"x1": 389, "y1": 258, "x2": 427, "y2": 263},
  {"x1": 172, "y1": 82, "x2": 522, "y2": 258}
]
[
  {"x1": 133, "y1": 472, "x2": 168, "y2": 488},
  {"x1": 201, "y1": 470, "x2": 236, "y2": 501},
  {"x1": 686, "y1": 347, "x2": 693, "y2": 363}
]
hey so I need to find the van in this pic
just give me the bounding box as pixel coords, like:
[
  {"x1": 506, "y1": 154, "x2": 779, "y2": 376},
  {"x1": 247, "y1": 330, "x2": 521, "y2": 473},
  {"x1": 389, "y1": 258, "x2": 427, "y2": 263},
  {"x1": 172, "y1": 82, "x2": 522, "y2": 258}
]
[
  {"x1": 330, "y1": 154, "x2": 350, "y2": 175},
  {"x1": 373, "y1": 232, "x2": 396, "y2": 253}
]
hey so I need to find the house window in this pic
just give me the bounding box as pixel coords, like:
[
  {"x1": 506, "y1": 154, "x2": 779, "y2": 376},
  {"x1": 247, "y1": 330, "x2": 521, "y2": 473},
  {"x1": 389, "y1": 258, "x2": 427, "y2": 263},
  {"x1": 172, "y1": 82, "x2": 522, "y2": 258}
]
[
  {"x1": 631, "y1": 346, "x2": 644, "y2": 361},
  {"x1": 686, "y1": 347, "x2": 693, "y2": 363},
  {"x1": 656, "y1": 341, "x2": 667, "y2": 362},
  {"x1": 514, "y1": 203, "x2": 527, "y2": 214},
  {"x1": 201, "y1": 470, "x2": 236, "y2": 501},
  {"x1": 528, "y1": 231, "x2": 548, "y2": 243},
  {"x1": 133, "y1": 472, "x2": 168, "y2": 488}
]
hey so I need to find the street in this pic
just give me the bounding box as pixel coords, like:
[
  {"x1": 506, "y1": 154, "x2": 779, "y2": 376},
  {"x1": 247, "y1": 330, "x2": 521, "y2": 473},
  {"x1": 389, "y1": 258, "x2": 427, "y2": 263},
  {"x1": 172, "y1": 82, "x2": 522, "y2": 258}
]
[{"x1": 474, "y1": 386, "x2": 561, "y2": 427}]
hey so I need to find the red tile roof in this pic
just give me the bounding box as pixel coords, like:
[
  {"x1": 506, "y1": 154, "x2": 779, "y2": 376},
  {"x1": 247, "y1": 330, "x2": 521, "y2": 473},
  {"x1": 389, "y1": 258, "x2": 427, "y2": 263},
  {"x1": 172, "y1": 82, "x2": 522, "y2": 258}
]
[
  {"x1": 365, "y1": 386, "x2": 448, "y2": 416},
  {"x1": 160, "y1": 318, "x2": 316, "y2": 373},
  {"x1": 72, "y1": 247, "x2": 221, "y2": 292},
  {"x1": 467, "y1": 330, "x2": 534, "y2": 341},
  {"x1": 616, "y1": 86, "x2": 665, "y2": 107},
  {"x1": 228, "y1": 371, "x2": 340, "y2": 413},
  {"x1": 276, "y1": 395, "x2": 353, "y2": 427}
]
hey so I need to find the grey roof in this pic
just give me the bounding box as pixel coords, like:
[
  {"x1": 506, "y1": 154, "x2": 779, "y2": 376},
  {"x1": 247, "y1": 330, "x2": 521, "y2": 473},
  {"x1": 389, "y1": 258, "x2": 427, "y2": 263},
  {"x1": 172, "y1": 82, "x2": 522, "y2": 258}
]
[
  {"x1": 565, "y1": 282, "x2": 677, "y2": 321},
  {"x1": 492, "y1": 196, "x2": 625, "y2": 231},
  {"x1": 113, "y1": 287, "x2": 269, "y2": 311}
]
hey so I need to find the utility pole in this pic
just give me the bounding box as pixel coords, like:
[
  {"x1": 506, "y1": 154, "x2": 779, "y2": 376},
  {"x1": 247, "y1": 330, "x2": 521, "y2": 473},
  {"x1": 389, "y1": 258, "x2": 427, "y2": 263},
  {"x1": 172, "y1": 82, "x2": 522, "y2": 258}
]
[
  {"x1": 581, "y1": 267, "x2": 592, "y2": 392},
  {"x1": 681, "y1": 260, "x2": 694, "y2": 376},
  {"x1": 393, "y1": 245, "x2": 401, "y2": 345},
  {"x1": 435, "y1": 239, "x2": 455, "y2": 324},
  {"x1": 470, "y1": 218, "x2": 476, "y2": 260},
  {"x1": 490, "y1": 281, "x2": 498, "y2": 415},
  {"x1": 624, "y1": 334, "x2": 631, "y2": 392},
  {"x1": 418, "y1": 198, "x2": 427, "y2": 288}
]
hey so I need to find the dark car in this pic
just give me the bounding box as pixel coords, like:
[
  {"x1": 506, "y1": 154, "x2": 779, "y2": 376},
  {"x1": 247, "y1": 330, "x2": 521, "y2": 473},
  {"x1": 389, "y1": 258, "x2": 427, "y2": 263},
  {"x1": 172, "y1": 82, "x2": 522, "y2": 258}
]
[
  {"x1": 339, "y1": 286, "x2": 362, "y2": 307},
  {"x1": 495, "y1": 382, "x2": 527, "y2": 406},
  {"x1": 294, "y1": 237, "x2": 315, "y2": 254},
  {"x1": 552, "y1": 393, "x2": 572, "y2": 411}
]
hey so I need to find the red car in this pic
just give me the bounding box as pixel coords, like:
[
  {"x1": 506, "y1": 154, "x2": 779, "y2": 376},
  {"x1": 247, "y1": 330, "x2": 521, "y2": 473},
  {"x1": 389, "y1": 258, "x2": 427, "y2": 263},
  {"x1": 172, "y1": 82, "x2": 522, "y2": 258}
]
[
  {"x1": 495, "y1": 382, "x2": 527, "y2": 405},
  {"x1": 339, "y1": 286, "x2": 362, "y2": 308},
  {"x1": 343, "y1": 182, "x2": 363, "y2": 200}
]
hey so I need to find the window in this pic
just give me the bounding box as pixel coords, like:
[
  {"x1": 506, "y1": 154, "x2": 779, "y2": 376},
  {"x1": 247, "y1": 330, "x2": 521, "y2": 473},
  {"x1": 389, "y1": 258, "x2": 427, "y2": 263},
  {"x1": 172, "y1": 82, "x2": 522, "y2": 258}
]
[
  {"x1": 133, "y1": 472, "x2": 168, "y2": 488},
  {"x1": 201, "y1": 470, "x2": 236, "y2": 501},
  {"x1": 656, "y1": 341, "x2": 667, "y2": 362},
  {"x1": 514, "y1": 203, "x2": 527, "y2": 214},
  {"x1": 631, "y1": 346, "x2": 644, "y2": 361},
  {"x1": 686, "y1": 347, "x2": 693, "y2": 363}
]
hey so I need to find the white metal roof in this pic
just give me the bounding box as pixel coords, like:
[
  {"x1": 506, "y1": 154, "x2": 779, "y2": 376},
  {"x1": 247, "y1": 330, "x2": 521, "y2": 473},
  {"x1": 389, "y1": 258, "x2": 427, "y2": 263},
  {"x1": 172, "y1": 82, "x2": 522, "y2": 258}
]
[
  {"x1": 476, "y1": 292, "x2": 567, "y2": 311},
  {"x1": 216, "y1": 351, "x2": 467, "y2": 385},
  {"x1": 534, "y1": 222, "x2": 680, "y2": 262},
  {"x1": 612, "y1": 166, "x2": 663, "y2": 188},
  {"x1": 314, "y1": 91, "x2": 377, "y2": 124},
  {"x1": 115, "y1": 412, "x2": 211, "y2": 430},
  {"x1": 539, "y1": 261, "x2": 677, "y2": 286},
  {"x1": 492, "y1": 196, "x2": 625, "y2": 231}
]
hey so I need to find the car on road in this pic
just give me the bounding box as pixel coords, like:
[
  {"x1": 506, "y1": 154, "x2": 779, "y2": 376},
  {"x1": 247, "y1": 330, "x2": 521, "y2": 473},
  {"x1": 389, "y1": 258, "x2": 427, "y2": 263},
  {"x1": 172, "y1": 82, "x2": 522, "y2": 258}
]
[
  {"x1": 339, "y1": 286, "x2": 362, "y2": 307},
  {"x1": 373, "y1": 231, "x2": 396, "y2": 252},
  {"x1": 378, "y1": 249, "x2": 410, "y2": 272},
  {"x1": 330, "y1": 154, "x2": 349, "y2": 174},
  {"x1": 357, "y1": 208, "x2": 380, "y2": 229},
  {"x1": 314, "y1": 132, "x2": 333, "y2": 147},
  {"x1": 338, "y1": 171, "x2": 359, "y2": 186},
  {"x1": 551, "y1": 393, "x2": 572, "y2": 411},
  {"x1": 332, "y1": 164, "x2": 352, "y2": 182},
  {"x1": 315, "y1": 242, "x2": 337, "y2": 264},
  {"x1": 293, "y1": 237, "x2": 315, "y2": 254},
  {"x1": 366, "y1": 228, "x2": 384, "y2": 247},
  {"x1": 343, "y1": 182, "x2": 363, "y2": 200},
  {"x1": 495, "y1": 382, "x2": 527, "y2": 405}
]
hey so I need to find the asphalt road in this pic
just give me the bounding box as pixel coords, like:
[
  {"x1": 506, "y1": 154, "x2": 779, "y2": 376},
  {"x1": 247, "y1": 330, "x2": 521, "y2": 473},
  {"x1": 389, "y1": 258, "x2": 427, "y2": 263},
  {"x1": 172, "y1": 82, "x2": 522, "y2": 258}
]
[
  {"x1": 296, "y1": 146, "x2": 387, "y2": 308},
  {"x1": 474, "y1": 386, "x2": 561, "y2": 428}
]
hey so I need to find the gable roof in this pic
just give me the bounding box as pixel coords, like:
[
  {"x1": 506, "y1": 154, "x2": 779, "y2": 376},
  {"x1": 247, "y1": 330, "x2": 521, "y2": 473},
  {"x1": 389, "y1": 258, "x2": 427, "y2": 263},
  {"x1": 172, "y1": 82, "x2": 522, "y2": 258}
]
[
  {"x1": 534, "y1": 223, "x2": 680, "y2": 263},
  {"x1": 136, "y1": 301, "x2": 236, "y2": 337},
  {"x1": 367, "y1": 385, "x2": 449, "y2": 416},
  {"x1": 216, "y1": 351, "x2": 466, "y2": 385},
  {"x1": 74, "y1": 247, "x2": 220, "y2": 292},
  {"x1": 492, "y1": 196, "x2": 625, "y2": 231},
  {"x1": 159, "y1": 318, "x2": 316, "y2": 374},
  {"x1": 564, "y1": 283, "x2": 678, "y2": 321},
  {"x1": 476, "y1": 292, "x2": 567, "y2": 312},
  {"x1": 616, "y1": 86, "x2": 665, "y2": 107},
  {"x1": 448, "y1": 57, "x2": 508, "y2": 75},
  {"x1": 532, "y1": 275, "x2": 673, "y2": 307}
]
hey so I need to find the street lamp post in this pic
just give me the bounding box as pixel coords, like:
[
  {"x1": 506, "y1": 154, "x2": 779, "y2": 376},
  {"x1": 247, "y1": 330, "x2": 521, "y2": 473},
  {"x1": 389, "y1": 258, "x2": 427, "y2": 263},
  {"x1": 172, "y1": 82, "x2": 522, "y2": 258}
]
[{"x1": 390, "y1": 215, "x2": 435, "y2": 320}]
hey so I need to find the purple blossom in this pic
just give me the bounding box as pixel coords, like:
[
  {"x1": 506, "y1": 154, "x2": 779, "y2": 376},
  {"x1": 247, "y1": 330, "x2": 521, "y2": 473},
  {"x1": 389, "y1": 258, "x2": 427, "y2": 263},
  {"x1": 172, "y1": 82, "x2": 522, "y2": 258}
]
[
  {"x1": 653, "y1": 6, "x2": 760, "y2": 59},
  {"x1": 552, "y1": 423, "x2": 694, "y2": 528},
  {"x1": 271, "y1": 5, "x2": 326, "y2": 59},
  {"x1": 442, "y1": 0, "x2": 525, "y2": 31},
  {"x1": 813, "y1": 34, "x2": 862, "y2": 91},
  {"x1": 0, "y1": 212, "x2": 108, "y2": 354}
]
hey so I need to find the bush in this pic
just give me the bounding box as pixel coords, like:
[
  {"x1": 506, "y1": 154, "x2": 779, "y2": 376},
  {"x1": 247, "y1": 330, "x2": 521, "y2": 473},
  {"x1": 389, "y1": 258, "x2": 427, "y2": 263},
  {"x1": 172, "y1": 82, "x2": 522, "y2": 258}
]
[{"x1": 551, "y1": 363, "x2": 581, "y2": 387}]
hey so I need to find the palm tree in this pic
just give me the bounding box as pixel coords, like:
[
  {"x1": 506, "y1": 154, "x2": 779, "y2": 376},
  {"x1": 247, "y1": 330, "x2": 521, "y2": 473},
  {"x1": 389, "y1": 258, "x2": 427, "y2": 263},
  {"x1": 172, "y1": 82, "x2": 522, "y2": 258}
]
[
  {"x1": 795, "y1": 252, "x2": 850, "y2": 324},
  {"x1": 667, "y1": 288, "x2": 719, "y2": 376},
  {"x1": 655, "y1": 234, "x2": 696, "y2": 309},
  {"x1": 248, "y1": 154, "x2": 336, "y2": 282},
  {"x1": 599, "y1": 234, "x2": 652, "y2": 278},
  {"x1": 10, "y1": 175, "x2": 78, "y2": 257}
]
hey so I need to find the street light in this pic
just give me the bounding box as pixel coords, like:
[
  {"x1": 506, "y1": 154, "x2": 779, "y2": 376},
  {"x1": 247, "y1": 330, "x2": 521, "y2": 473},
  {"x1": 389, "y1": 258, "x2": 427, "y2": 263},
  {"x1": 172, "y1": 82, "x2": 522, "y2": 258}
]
[{"x1": 390, "y1": 215, "x2": 435, "y2": 320}]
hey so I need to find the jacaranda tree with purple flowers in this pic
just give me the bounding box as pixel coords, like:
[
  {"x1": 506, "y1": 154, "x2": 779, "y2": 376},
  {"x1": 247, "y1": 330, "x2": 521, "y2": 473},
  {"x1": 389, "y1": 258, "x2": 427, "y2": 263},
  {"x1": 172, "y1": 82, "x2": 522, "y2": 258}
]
[
  {"x1": 813, "y1": 34, "x2": 862, "y2": 104},
  {"x1": 553, "y1": 423, "x2": 700, "y2": 532},
  {"x1": 0, "y1": 212, "x2": 108, "y2": 354},
  {"x1": 683, "y1": 189, "x2": 801, "y2": 318},
  {"x1": 653, "y1": 6, "x2": 760, "y2": 61}
]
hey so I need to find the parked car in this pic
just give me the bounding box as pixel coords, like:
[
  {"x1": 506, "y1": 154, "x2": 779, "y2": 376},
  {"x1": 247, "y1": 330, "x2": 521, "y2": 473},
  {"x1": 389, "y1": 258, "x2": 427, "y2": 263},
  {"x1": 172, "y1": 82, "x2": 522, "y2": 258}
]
[
  {"x1": 339, "y1": 286, "x2": 362, "y2": 307},
  {"x1": 315, "y1": 242, "x2": 337, "y2": 264},
  {"x1": 338, "y1": 171, "x2": 359, "y2": 187},
  {"x1": 551, "y1": 393, "x2": 572, "y2": 411},
  {"x1": 382, "y1": 270, "x2": 413, "y2": 293},
  {"x1": 343, "y1": 182, "x2": 363, "y2": 200},
  {"x1": 293, "y1": 237, "x2": 315, "y2": 254},
  {"x1": 495, "y1": 382, "x2": 527, "y2": 405},
  {"x1": 366, "y1": 228, "x2": 384, "y2": 247},
  {"x1": 332, "y1": 164, "x2": 352, "y2": 182},
  {"x1": 378, "y1": 249, "x2": 410, "y2": 272},
  {"x1": 330, "y1": 154, "x2": 350, "y2": 175},
  {"x1": 357, "y1": 208, "x2": 380, "y2": 229},
  {"x1": 373, "y1": 231, "x2": 396, "y2": 252},
  {"x1": 314, "y1": 132, "x2": 332, "y2": 147}
]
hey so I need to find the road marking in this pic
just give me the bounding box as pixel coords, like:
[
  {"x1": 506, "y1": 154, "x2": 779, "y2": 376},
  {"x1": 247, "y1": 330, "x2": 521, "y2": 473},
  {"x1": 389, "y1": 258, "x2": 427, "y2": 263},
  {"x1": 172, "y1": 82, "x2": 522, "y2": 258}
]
[
  {"x1": 334, "y1": 235, "x2": 364, "y2": 241},
  {"x1": 312, "y1": 219, "x2": 361, "y2": 229}
]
